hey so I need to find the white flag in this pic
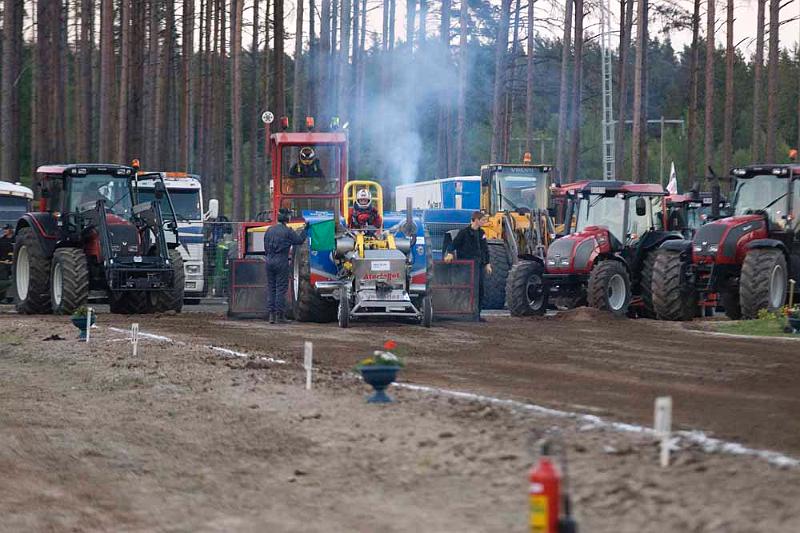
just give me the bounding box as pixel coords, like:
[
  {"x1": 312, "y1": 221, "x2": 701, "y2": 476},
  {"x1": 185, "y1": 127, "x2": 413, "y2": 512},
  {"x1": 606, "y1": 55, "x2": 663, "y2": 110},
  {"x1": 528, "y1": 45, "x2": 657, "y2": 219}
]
[{"x1": 666, "y1": 162, "x2": 678, "y2": 194}]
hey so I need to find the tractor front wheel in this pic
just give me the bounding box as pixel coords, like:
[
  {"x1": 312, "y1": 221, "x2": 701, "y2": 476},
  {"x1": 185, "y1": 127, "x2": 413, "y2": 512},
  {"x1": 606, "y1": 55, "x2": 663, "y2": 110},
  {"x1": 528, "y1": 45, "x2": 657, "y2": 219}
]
[
  {"x1": 13, "y1": 227, "x2": 52, "y2": 314},
  {"x1": 587, "y1": 260, "x2": 631, "y2": 316},
  {"x1": 505, "y1": 260, "x2": 548, "y2": 316},
  {"x1": 740, "y1": 248, "x2": 788, "y2": 319},
  {"x1": 147, "y1": 250, "x2": 185, "y2": 313},
  {"x1": 337, "y1": 288, "x2": 350, "y2": 328},
  {"x1": 483, "y1": 243, "x2": 510, "y2": 310},
  {"x1": 652, "y1": 250, "x2": 696, "y2": 321},
  {"x1": 639, "y1": 251, "x2": 658, "y2": 318},
  {"x1": 720, "y1": 288, "x2": 741, "y2": 320},
  {"x1": 50, "y1": 248, "x2": 89, "y2": 314}
]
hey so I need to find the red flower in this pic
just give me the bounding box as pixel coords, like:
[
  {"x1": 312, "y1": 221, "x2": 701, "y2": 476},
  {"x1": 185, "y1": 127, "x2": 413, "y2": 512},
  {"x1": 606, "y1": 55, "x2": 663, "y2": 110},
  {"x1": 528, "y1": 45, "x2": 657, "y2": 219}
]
[{"x1": 383, "y1": 340, "x2": 397, "y2": 351}]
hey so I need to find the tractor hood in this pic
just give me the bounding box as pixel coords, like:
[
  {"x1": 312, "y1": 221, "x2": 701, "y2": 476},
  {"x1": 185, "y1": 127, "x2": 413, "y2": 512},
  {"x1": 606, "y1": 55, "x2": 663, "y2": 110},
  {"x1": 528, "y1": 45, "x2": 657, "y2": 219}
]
[
  {"x1": 545, "y1": 226, "x2": 613, "y2": 274},
  {"x1": 692, "y1": 214, "x2": 767, "y2": 265}
]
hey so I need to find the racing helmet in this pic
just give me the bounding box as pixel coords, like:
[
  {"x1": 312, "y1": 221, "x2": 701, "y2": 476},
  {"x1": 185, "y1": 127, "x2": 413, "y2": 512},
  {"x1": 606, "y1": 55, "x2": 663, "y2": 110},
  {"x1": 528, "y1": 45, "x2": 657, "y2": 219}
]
[
  {"x1": 299, "y1": 146, "x2": 316, "y2": 166},
  {"x1": 355, "y1": 188, "x2": 372, "y2": 211}
]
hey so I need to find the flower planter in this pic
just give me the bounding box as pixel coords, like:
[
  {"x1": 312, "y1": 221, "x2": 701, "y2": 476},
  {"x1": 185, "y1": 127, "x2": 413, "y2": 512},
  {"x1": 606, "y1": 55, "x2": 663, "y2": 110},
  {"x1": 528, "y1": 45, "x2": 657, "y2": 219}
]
[
  {"x1": 358, "y1": 365, "x2": 400, "y2": 403},
  {"x1": 70, "y1": 315, "x2": 96, "y2": 340},
  {"x1": 788, "y1": 317, "x2": 800, "y2": 333}
]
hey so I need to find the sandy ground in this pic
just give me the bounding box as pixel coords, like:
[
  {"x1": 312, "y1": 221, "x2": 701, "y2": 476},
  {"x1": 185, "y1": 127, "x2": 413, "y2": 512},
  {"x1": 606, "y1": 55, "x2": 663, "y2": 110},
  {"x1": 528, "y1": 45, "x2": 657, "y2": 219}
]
[{"x1": 1, "y1": 310, "x2": 799, "y2": 532}]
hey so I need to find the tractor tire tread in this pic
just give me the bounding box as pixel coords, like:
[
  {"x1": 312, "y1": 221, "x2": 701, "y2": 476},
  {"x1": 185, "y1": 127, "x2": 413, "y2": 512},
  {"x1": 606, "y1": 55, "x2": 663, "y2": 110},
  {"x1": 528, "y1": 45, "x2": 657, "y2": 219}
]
[
  {"x1": 505, "y1": 260, "x2": 547, "y2": 316},
  {"x1": 148, "y1": 250, "x2": 185, "y2": 313},
  {"x1": 483, "y1": 243, "x2": 510, "y2": 310},
  {"x1": 740, "y1": 248, "x2": 787, "y2": 319},
  {"x1": 52, "y1": 248, "x2": 89, "y2": 314},
  {"x1": 13, "y1": 227, "x2": 52, "y2": 314},
  {"x1": 652, "y1": 249, "x2": 696, "y2": 321},
  {"x1": 587, "y1": 260, "x2": 630, "y2": 315},
  {"x1": 294, "y1": 243, "x2": 336, "y2": 323}
]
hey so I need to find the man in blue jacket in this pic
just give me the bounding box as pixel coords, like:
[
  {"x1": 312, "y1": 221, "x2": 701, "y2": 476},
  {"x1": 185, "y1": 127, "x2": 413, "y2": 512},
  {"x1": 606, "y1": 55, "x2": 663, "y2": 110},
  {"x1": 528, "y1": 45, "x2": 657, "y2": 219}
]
[{"x1": 263, "y1": 209, "x2": 308, "y2": 324}]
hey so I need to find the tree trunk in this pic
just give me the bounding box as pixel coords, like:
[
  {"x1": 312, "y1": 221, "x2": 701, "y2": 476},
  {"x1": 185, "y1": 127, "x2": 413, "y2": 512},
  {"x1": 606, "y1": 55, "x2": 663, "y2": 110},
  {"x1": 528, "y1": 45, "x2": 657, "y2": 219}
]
[
  {"x1": 703, "y1": 0, "x2": 716, "y2": 173},
  {"x1": 248, "y1": 0, "x2": 261, "y2": 219},
  {"x1": 232, "y1": 0, "x2": 244, "y2": 220},
  {"x1": 274, "y1": 0, "x2": 286, "y2": 119},
  {"x1": 686, "y1": 0, "x2": 700, "y2": 179},
  {"x1": 292, "y1": 0, "x2": 304, "y2": 130},
  {"x1": 129, "y1": 0, "x2": 146, "y2": 161},
  {"x1": 554, "y1": 0, "x2": 573, "y2": 181},
  {"x1": 490, "y1": 0, "x2": 512, "y2": 163},
  {"x1": 158, "y1": 0, "x2": 176, "y2": 169},
  {"x1": 722, "y1": 0, "x2": 734, "y2": 173},
  {"x1": 262, "y1": 0, "x2": 272, "y2": 212},
  {"x1": 1, "y1": 0, "x2": 22, "y2": 180},
  {"x1": 631, "y1": 0, "x2": 648, "y2": 181},
  {"x1": 215, "y1": 0, "x2": 227, "y2": 213},
  {"x1": 419, "y1": 0, "x2": 427, "y2": 44},
  {"x1": 765, "y1": 0, "x2": 780, "y2": 161},
  {"x1": 117, "y1": 0, "x2": 131, "y2": 163},
  {"x1": 505, "y1": 0, "x2": 522, "y2": 162},
  {"x1": 524, "y1": 0, "x2": 535, "y2": 154},
  {"x1": 77, "y1": 0, "x2": 93, "y2": 161},
  {"x1": 389, "y1": 0, "x2": 396, "y2": 48},
  {"x1": 145, "y1": 0, "x2": 160, "y2": 166},
  {"x1": 566, "y1": 0, "x2": 583, "y2": 182},
  {"x1": 751, "y1": 0, "x2": 766, "y2": 162},
  {"x1": 180, "y1": 0, "x2": 195, "y2": 170},
  {"x1": 99, "y1": 0, "x2": 115, "y2": 161},
  {"x1": 319, "y1": 0, "x2": 331, "y2": 122},
  {"x1": 406, "y1": 0, "x2": 416, "y2": 47},
  {"x1": 455, "y1": 0, "x2": 469, "y2": 175},
  {"x1": 436, "y1": 0, "x2": 452, "y2": 179},
  {"x1": 614, "y1": 0, "x2": 633, "y2": 179},
  {"x1": 339, "y1": 0, "x2": 351, "y2": 118}
]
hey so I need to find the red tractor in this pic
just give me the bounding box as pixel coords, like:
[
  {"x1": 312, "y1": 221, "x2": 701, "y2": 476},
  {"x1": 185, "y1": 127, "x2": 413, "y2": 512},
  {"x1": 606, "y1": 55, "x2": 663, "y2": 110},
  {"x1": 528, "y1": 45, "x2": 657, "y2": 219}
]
[
  {"x1": 653, "y1": 164, "x2": 800, "y2": 320},
  {"x1": 230, "y1": 121, "x2": 348, "y2": 321},
  {"x1": 506, "y1": 181, "x2": 680, "y2": 316},
  {"x1": 12, "y1": 163, "x2": 184, "y2": 314}
]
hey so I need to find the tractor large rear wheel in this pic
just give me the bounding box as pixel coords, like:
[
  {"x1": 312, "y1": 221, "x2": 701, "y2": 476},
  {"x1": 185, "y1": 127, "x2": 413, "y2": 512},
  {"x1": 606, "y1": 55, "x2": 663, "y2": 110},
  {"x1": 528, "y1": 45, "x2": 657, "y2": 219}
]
[
  {"x1": 13, "y1": 227, "x2": 52, "y2": 314},
  {"x1": 652, "y1": 250, "x2": 696, "y2": 321},
  {"x1": 50, "y1": 248, "x2": 89, "y2": 315},
  {"x1": 505, "y1": 260, "x2": 548, "y2": 316},
  {"x1": 292, "y1": 242, "x2": 336, "y2": 322},
  {"x1": 740, "y1": 248, "x2": 788, "y2": 319},
  {"x1": 587, "y1": 260, "x2": 631, "y2": 316},
  {"x1": 483, "y1": 243, "x2": 510, "y2": 309},
  {"x1": 147, "y1": 250, "x2": 185, "y2": 313}
]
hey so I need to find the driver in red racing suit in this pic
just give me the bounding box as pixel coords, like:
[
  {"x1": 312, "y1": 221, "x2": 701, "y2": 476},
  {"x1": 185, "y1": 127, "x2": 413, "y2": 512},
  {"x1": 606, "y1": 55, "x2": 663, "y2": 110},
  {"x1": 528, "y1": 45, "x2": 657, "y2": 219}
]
[{"x1": 348, "y1": 188, "x2": 382, "y2": 231}]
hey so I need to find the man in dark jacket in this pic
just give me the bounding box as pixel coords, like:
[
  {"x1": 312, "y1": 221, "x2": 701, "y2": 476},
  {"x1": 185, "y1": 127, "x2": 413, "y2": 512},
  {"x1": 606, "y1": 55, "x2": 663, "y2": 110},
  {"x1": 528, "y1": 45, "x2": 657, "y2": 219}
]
[
  {"x1": 444, "y1": 211, "x2": 492, "y2": 313},
  {"x1": 263, "y1": 208, "x2": 308, "y2": 324}
]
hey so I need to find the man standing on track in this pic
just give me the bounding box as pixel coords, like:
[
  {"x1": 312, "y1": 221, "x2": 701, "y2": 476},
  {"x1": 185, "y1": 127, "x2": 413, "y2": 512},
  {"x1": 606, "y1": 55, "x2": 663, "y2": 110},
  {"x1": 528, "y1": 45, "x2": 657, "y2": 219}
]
[
  {"x1": 263, "y1": 208, "x2": 308, "y2": 324},
  {"x1": 444, "y1": 211, "x2": 492, "y2": 317}
]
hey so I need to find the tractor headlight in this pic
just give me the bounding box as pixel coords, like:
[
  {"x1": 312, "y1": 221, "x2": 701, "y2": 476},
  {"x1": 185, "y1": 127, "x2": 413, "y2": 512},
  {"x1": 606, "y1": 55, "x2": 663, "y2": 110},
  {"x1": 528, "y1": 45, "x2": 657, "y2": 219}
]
[
  {"x1": 546, "y1": 258, "x2": 556, "y2": 266},
  {"x1": 693, "y1": 245, "x2": 703, "y2": 253},
  {"x1": 707, "y1": 244, "x2": 719, "y2": 253},
  {"x1": 558, "y1": 257, "x2": 570, "y2": 267}
]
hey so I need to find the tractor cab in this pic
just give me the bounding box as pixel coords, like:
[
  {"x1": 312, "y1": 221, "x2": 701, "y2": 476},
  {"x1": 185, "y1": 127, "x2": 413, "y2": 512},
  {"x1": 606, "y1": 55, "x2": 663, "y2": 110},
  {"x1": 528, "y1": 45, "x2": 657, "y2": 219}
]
[
  {"x1": 666, "y1": 191, "x2": 730, "y2": 238},
  {"x1": 270, "y1": 131, "x2": 347, "y2": 222},
  {"x1": 480, "y1": 163, "x2": 551, "y2": 217}
]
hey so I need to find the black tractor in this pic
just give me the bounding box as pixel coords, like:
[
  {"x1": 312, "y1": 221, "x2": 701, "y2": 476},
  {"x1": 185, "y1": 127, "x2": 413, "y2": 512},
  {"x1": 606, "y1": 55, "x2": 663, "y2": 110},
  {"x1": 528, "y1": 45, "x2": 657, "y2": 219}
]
[{"x1": 12, "y1": 163, "x2": 184, "y2": 314}]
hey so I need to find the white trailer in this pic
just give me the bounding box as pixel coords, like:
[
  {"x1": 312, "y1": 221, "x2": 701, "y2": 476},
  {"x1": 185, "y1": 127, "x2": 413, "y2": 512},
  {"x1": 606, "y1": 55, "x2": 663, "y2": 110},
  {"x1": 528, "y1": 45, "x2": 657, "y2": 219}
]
[
  {"x1": 136, "y1": 173, "x2": 218, "y2": 303},
  {"x1": 394, "y1": 176, "x2": 481, "y2": 211}
]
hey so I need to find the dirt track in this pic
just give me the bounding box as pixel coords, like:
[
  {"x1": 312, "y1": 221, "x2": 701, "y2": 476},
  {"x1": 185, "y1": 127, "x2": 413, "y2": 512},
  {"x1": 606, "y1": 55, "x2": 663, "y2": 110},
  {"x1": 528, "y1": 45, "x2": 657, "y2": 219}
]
[
  {"x1": 1, "y1": 309, "x2": 799, "y2": 532},
  {"x1": 100, "y1": 307, "x2": 800, "y2": 456}
]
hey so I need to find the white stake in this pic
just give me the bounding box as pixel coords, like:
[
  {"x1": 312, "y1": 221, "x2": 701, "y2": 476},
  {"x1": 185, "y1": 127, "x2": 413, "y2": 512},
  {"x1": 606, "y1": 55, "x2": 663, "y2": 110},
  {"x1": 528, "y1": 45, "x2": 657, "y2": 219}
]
[
  {"x1": 304, "y1": 341, "x2": 313, "y2": 390},
  {"x1": 86, "y1": 307, "x2": 93, "y2": 343},
  {"x1": 131, "y1": 323, "x2": 140, "y2": 356},
  {"x1": 654, "y1": 396, "x2": 673, "y2": 467}
]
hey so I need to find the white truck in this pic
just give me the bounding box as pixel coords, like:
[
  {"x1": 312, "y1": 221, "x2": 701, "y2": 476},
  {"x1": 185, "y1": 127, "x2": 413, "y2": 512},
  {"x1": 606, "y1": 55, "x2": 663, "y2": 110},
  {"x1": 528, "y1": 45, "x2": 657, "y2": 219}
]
[
  {"x1": 136, "y1": 173, "x2": 219, "y2": 303},
  {"x1": 1, "y1": 181, "x2": 34, "y2": 302},
  {"x1": 394, "y1": 176, "x2": 481, "y2": 210}
]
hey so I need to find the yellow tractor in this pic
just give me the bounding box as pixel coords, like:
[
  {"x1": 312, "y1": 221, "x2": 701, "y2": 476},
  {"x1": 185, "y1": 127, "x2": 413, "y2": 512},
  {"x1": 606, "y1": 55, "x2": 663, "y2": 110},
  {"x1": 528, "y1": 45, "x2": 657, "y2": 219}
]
[{"x1": 475, "y1": 162, "x2": 556, "y2": 309}]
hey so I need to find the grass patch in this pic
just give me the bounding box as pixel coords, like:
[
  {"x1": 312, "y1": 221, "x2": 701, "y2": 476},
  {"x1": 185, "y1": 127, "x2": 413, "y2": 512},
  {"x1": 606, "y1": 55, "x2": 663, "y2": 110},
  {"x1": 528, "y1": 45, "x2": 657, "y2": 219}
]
[{"x1": 715, "y1": 312, "x2": 799, "y2": 338}]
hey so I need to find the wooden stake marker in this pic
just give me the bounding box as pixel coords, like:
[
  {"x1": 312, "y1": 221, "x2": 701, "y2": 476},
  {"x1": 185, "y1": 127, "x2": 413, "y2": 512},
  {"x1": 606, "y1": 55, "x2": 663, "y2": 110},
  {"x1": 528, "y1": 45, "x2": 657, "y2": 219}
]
[
  {"x1": 131, "y1": 323, "x2": 140, "y2": 356},
  {"x1": 654, "y1": 396, "x2": 672, "y2": 467},
  {"x1": 304, "y1": 341, "x2": 313, "y2": 390}
]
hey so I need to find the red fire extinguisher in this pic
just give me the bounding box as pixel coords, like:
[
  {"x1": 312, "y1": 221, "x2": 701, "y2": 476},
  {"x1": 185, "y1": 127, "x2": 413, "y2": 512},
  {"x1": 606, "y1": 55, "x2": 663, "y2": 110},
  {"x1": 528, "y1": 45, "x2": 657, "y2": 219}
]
[
  {"x1": 529, "y1": 439, "x2": 578, "y2": 533},
  {"x1": 529, "y1": 451, "x2": 560, "y2": 533}
]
